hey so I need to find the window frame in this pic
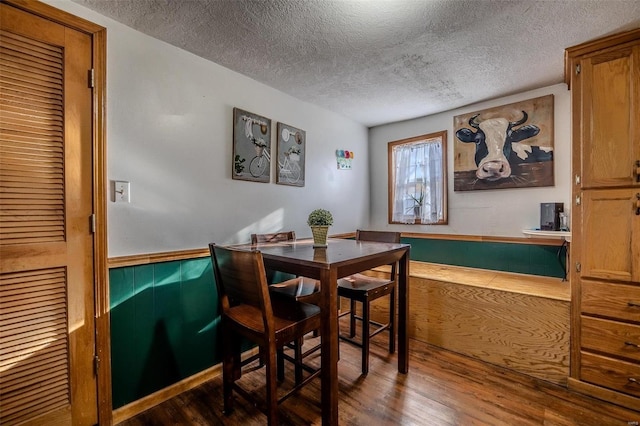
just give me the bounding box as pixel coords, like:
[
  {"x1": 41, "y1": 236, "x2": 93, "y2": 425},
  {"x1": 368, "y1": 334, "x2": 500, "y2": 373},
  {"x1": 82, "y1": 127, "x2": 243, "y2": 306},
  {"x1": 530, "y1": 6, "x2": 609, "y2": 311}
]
[{"x1": 387, "y1": 131, "x2": 448, "y2": 225}]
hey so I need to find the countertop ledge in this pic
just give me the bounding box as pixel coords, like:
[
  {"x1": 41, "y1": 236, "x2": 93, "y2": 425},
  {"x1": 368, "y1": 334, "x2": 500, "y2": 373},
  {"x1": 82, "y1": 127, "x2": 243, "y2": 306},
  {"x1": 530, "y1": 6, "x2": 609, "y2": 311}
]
[{"x1": 372, "y1": 261, "x2": 570, "y2": 302}]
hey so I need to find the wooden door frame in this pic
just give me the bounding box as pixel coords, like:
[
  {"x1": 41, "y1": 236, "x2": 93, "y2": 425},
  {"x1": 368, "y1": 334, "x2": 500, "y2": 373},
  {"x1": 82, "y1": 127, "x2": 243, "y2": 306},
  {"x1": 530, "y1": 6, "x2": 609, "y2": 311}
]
[{"x1": 1, "y1": 0, "x2": 110, "y2": 423}]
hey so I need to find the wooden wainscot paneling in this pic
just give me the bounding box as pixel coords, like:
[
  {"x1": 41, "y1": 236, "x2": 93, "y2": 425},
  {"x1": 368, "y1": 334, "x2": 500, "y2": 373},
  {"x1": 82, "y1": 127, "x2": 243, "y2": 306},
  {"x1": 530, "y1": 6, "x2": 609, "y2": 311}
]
[
  {"x1": 364, "y1": 262, "x2": 570, "y2": 385},
  {"x1": 401, "y1": 232, "x2": 565, "y2": 246}
]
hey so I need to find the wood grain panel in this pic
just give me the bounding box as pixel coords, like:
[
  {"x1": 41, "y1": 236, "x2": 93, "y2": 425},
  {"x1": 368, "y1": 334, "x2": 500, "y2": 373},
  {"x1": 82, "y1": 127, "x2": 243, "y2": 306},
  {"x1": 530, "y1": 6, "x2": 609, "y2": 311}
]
[
  {"x1": 582, "y1": 189, "x2": 637, "y2": 282},
  {"x1": 362, "y1": 262, "x2": 570, "y2": 385},
  {"x1": 579, "y1": 44, "x2": 640, "y2": 188},
  {"x1": 406, "y1": 277, "x2": 570, "y2": 385},
  {"x1": 0, "y1": 29, "x2": 64, "y2": 246},
  {"x1": 582, "y1": 279, "x2": 640, "y2": 323},
  {"x1": 0, "y1": 267, "x2": 69, "y2": 426},
  {"x1": 581, "y1": 352, "x2": 640, "y2": 398},
  {"x1": 586, "y1": 48, "x2": 633, "y2": 186},
  {"x1": 108, "y1": 248, "x2": 210, "y2": 268},
  {"x1": 582, "y1": 316, "x2": 640, "y2": 362},
  {"x1": 384, "y1": 261, "x2": 569, "y2": 300}
]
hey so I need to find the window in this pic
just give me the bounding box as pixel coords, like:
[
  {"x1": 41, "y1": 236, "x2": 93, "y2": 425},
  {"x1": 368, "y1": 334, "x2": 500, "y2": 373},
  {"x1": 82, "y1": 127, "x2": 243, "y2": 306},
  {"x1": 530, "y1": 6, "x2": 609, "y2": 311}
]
[{"x1": 388, "y1": 131, "x2": 447, "y2": 225}]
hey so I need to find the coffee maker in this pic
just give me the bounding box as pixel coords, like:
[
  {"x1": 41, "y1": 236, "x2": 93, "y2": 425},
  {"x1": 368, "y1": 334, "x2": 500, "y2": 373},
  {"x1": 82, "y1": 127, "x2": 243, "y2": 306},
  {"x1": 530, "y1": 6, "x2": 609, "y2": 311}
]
[{"x1": 540, "y1": 202, "x2": 564, "y2": 231}]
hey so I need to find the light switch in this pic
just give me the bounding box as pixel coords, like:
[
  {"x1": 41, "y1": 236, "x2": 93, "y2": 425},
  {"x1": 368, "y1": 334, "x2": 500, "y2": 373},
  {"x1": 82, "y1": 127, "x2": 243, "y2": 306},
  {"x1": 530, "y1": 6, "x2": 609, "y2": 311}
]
[{"x1": 114, "y1": 181, "x2": 130, "y2": 203}]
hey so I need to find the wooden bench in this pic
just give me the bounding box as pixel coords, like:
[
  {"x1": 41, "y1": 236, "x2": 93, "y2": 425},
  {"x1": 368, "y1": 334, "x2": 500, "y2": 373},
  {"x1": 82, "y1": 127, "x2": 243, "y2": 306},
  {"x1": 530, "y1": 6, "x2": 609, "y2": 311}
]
[{"x1": 362, "y1": 261, "x2": 571, "y2": 385}]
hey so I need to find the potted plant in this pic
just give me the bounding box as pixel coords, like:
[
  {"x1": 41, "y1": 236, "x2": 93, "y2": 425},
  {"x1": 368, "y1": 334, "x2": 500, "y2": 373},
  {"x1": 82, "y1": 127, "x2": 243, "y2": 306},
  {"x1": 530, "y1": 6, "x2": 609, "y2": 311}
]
[
  {"x1": 307, "y1": 208, "x2": 333, "y2": 247},
  {"x1": 406, "y1": 189, "x2": 424, "y2": 218}
]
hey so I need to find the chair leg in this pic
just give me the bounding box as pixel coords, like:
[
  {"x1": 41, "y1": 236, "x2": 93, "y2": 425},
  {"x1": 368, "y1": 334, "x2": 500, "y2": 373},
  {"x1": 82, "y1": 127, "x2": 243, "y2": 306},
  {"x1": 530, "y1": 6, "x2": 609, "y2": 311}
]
[
  {"x1": 361, "y1": 299, "x2": 370, "y2": 375},
  {"x1": 258, "y1": 346, "x2": 266, "y2": 367},
  {"x1": 349, "y1": 299, "x2": 357, "y2": 337},
  {"x1": 222, "y1": 331, "x2": 237, "y2": 414},
  {"x1": 277, "y1": 348, "x2": 285, "y2": 382},
  {"x1": 294, "y1": 337, "x2": 303, "y2": 385},
  {"x1": 265, "y1": 343, "x2": 279, "y2": 426},
  {"x1": 389, "y1": 288, "x2": 396, "y2": 354}
]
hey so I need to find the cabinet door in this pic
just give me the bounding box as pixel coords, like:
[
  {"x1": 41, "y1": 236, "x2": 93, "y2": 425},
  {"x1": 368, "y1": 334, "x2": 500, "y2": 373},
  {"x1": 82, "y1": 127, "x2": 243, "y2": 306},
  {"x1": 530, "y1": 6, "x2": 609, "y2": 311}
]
[
  {"x1": 580, "y1": 189, "x2": 640, "y2": 282},
  {"x1": 579, "y1": 44, "x2": 640, "y2": 188}
]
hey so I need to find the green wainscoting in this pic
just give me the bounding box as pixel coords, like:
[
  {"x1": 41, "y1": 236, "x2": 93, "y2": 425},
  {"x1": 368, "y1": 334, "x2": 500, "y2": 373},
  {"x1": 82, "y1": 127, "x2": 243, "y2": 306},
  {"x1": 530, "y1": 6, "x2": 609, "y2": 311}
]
[
  {"x1": 109, "y1": 257, "x2": 220, "y2": 409},
  {"x1": 108, "y1": 237, "x2": 565, "y2": 408},
  {"x1": 403, "y1": 237, "x2": 567, "y2": 278}
]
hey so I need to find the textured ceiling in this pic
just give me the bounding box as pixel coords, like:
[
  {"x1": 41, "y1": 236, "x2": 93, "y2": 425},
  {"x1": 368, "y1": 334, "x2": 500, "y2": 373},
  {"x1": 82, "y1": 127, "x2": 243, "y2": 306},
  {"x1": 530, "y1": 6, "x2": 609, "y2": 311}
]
[{"x1": 72, "y1": 0, "x2": 640, "y2": 127}]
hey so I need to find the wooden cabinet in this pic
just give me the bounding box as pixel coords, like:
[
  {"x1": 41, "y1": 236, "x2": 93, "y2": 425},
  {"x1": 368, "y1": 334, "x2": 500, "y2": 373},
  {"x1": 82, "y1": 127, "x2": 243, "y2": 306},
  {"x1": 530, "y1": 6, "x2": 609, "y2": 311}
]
[
  {"x1": 574, "y1": 42, "x2": 640, "y2": 188},
  {"x1": 566, "y1": 28, "x2": 640, "y2": 411},
  {"x1": 582, "y1": 280, "x2": 640, "y2": 322},
  {"x1": 581, "y1": 353, "x2": 640, "y2": 398},
  {"x1": 581, "y1": 316, "x2": 640, "y2": 362},
  {"x1": 581, "y1": 189, "x2": 640, "y2": 282}
]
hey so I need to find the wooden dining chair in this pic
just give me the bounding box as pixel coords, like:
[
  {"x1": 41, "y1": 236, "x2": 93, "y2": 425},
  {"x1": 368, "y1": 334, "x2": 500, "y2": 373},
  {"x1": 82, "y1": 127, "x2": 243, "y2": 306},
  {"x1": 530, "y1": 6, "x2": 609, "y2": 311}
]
[
  {"x1": 251, "y1": 231, "x2": 321, "y2": 384},
  {"x1": 337, "y1": 230, "x2": 401, "y2": 374},
  {"x1": 209, "y1": 244, "x2": 321, "y2": 425}
]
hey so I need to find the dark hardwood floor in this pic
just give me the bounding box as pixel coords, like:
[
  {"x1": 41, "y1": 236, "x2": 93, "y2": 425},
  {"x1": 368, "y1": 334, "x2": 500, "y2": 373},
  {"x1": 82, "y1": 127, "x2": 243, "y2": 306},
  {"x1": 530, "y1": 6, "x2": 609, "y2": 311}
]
[{"x1": 117, "y1": 332, "x2": 640, "y2": 425}]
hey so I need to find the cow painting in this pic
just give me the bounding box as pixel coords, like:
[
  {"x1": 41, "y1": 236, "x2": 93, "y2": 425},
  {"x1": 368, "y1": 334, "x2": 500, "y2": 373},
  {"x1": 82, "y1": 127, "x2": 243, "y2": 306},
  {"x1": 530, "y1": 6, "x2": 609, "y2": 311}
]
[{"x1": 453, "y1": 95, "x2": 554, "y2": 191}]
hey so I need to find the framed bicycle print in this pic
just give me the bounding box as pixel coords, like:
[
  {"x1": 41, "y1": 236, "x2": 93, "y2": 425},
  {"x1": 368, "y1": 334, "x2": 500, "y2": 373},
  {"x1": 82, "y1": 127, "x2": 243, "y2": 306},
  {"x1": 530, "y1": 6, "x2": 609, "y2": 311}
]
[
  {"x1": 276, "y1": 122, "x2": 306, "y2": 187},
  {"x1": 232, "y1": 107, "x2": 272, "y2": 183}
]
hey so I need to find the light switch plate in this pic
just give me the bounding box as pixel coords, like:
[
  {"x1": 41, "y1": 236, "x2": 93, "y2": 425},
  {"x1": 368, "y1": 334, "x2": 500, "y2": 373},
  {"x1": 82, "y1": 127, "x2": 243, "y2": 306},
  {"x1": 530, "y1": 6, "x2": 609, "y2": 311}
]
[{"x1": 114, "y1": 181, "x2": 130, "y2": 203}]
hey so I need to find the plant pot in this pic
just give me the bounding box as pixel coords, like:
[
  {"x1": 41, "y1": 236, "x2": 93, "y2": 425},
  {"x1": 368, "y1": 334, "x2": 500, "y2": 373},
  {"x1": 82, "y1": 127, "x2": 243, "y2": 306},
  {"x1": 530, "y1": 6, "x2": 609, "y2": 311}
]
[{"x1": 310, "y1": 226, "x2": 329, "y2": 248}]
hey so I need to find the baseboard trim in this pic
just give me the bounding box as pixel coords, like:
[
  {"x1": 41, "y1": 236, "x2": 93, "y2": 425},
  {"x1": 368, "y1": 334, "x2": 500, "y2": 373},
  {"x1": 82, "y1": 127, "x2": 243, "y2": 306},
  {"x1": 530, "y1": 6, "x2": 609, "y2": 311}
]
[
  {"x1": 112, "y1": 348, "x2": 259, "y2": 424},
  {"x1": 112, "y1": 363, "x2": 221, "y2": 424},
  {"x1": 567, "y1": 377, "x2": 640, "y2": 412}
]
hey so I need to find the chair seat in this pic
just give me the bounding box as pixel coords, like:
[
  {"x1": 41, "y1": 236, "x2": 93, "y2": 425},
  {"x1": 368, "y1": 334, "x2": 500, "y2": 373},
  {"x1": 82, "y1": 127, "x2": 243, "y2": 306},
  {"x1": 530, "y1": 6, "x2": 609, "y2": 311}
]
[
  {"x1": 226, "y1": 299, "x2": 320, "y2": 345},
  {"x1": 270, "y1": 277, "x2": 320, "y2": 305},
  {"x1": 338, "y1": 274, "x2": 395, "y2": 300}
]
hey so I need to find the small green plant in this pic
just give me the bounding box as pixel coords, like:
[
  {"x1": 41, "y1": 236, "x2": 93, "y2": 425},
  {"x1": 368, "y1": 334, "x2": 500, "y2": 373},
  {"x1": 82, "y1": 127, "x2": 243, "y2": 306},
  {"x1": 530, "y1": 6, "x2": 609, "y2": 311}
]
[
  {"x1": 408, "y1": 189, "x2": 424, "y2": 206},
  {"x1": 234, "y1": 155, "x2": 246, "y2": 174},
  {"x1": 307, "y1": 209, "x2": 333, "y2": 227},
  {"x1": 405, "y1": 189, "x2": 424, "y2": 213},
  {"x1": 405, "y1": 188, "x2": 425, "y2": 215}
]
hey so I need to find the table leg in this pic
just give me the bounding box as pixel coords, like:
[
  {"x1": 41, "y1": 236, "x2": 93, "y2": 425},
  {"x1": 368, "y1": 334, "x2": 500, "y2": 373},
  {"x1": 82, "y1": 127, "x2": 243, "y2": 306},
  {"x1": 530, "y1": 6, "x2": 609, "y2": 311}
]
[
  {"x1": 398, "y1": 248, "x2": 410, "y2": 373},
  {"x1": 320, "y1": 267, "x2": 339, "y2": 425}
]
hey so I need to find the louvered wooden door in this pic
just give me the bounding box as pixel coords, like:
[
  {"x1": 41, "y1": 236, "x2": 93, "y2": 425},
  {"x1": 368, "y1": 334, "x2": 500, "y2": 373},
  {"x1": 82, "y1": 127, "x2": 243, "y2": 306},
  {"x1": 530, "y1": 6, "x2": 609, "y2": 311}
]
[{"x1": 0, "y1": 4, "x2": 98, "y2": 425}]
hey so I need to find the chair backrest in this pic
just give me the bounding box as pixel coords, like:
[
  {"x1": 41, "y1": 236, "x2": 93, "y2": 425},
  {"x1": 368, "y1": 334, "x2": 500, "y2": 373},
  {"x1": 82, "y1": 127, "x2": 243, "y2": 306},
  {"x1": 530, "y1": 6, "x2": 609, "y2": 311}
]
[
  {"x1": 251, "y1": 231, "x2": 296, "y2": 244},
  {"x1": 356, "y1": 230, "x2": 401, "y2": 244},
  {"x1": 209, "y1": 244, "x2": 273, "y2": 327}
]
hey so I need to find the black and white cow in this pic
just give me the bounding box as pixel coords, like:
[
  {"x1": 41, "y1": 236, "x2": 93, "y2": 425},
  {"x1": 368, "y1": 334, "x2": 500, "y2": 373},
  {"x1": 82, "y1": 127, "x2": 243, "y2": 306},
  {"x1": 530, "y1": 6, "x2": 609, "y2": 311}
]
[{"x1": 455, "y1": 111, "x2": 553, "y2": 181}]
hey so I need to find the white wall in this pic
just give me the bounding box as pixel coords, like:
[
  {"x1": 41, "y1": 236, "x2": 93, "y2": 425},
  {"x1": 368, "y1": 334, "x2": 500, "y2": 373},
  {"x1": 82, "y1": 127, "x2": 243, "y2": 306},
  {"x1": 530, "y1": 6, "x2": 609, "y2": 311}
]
[
  {"x1": 43, "y1": 1, "x2": 571, "y2": 254},
  {"x1": 368, "y1": 84, "x2": 571, "y2": 237},
  {"x1": 45, "y1": 1, "x2": 370, "y2": 257}
]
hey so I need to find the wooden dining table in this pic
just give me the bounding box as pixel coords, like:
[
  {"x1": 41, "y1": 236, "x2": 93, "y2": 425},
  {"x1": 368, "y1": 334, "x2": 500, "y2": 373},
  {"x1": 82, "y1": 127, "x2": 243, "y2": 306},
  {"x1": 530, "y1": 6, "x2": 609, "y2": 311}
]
[{"x1": 242, "y1": 237, "x2": 411, "y2": 425}]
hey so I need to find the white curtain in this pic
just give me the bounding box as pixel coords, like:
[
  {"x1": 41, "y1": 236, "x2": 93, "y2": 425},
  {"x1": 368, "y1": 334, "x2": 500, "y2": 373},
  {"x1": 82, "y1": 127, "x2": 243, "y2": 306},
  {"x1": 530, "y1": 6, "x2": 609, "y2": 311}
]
[{"x1": 392, "y1": 140, "x2": 443, "y2": 224}]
